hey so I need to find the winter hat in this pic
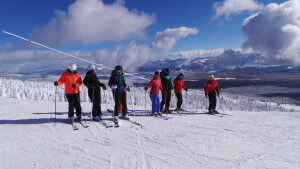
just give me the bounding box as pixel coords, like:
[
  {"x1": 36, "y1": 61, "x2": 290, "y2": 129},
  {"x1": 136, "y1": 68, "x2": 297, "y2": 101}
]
[
  {"x1": 68, "y1": 62, "x2": 77, "y2": 71},
  {"x1": 154, "y1": 71, "x2": 159, "y2": 75},
  {"x1": 209, "y1": 75, "x2": 214, "y2": 79},
  {"x1": 115, "y1": 65, "x2": 123, "y2": 72},
  {"x1": 88, "y1": 64, "x2": 96, "y2": 71}
]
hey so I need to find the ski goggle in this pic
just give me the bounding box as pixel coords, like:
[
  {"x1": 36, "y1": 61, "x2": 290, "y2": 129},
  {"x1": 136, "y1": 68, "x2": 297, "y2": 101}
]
[{"x1": 179, "y1": 76, "x2": 183, "y2": 79}]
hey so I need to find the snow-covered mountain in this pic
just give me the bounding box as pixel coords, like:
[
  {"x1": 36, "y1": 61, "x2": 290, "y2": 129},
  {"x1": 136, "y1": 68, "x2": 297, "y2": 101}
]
[{"x1": 139, "y1": 49, "x2": 299, "y2": 73}]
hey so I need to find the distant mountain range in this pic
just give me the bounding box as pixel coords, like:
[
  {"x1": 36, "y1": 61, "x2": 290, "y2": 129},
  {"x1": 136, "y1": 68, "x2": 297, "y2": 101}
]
[{"x1": 139, "y1": 49, "x2": 300, "y2": 73}]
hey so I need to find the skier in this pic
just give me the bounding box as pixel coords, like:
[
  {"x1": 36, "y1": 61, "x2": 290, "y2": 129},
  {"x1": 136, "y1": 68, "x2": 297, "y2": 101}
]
[
  {"x1": 160, "y1": 68, "x2": 173, "y2": 113},
  {"x1": 118, "y1": 67, "x2": 128, "y2": 113},
  {"x1": 173, "y1": 73, "x2": 188, "y2": 111},
  {"x1": 144, "y1": 71, "x2": 162, "y2": 115},
  {"x1": 204, "y1": 75, "x2": 220, "y2": 114},
  {"x1": 54, "y1": 62, "x2": 83, "y2": 121},
  {"x1": 83, "y1": 64, "x2": 106, "y2": 121},
  {"x1": 108, "y1": 65, "x2": 129, "y2": 124}
]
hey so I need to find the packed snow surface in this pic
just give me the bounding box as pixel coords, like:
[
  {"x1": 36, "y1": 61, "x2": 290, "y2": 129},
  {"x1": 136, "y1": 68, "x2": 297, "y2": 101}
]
[{"x1": 0, "y1": 96, "x2": 299, "y2": 169}]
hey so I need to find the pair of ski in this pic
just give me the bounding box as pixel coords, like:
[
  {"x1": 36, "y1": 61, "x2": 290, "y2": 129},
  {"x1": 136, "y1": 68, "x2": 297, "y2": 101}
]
[
  {"x1": 70, "y1": 119, "x2": 89, "y2": 130},
  {"x1": 141, "y1": 111, "x2": 173, "y2": 120},
  {"x1": 153, "y1": 113, "x2": 173, "y2": 120},
  {"x1": 113, "y1": 118, "x2": 142, "y2": 128},
  {"x1": 204, "y1": 111, "x2": 231, "y2": 117},
  {"x1": 105, "y1": 109, "x2": 142, "y2": 127},
  {"x1": 96, "y1": 117, "x2": 141, "y2": 128}
]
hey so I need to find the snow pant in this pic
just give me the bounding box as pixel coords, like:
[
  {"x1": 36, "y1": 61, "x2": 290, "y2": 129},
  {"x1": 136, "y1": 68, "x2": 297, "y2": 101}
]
[
  {"x1": 160, "y1": 90, "x2": 171, "y2": 111},
  {"x1": 150, "y1": 94, "x2": 160, "y2": 113},
  {"x1": 118, "y1": 91, "x2": 126, "y2": 112},
  {"x1": 175, "y1": 93, "x2": 183, "y2": 109},
  {"x1": 66, "y1": 93, "x2": 82, "y2": 118},
  {"x1": 113, "y1": 91, "x2": 128, "y2": 116},
  {"x1": 88, "y1": 88, "x2": 102, "y2": 117},
  {"x1": 208, "y1": 91, "x2": 217, "y2": 111}
]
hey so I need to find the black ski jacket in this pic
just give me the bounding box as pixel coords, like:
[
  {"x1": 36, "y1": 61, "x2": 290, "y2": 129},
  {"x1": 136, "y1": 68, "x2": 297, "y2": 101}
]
[
  {"x1": 160, "y1": 73, "x2": 173, "y2": 91},
  {"x1": 83, "y1": 70, "x2": 106, "y2": 90}
]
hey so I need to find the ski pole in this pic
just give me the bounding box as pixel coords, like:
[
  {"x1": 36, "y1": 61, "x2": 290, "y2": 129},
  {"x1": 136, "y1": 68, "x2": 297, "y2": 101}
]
[
  {"x1": 91, "y1": 89, "x2": 94, "y2": 122},
  {"x1": 102, "y1": 88, "x2": 108, "y2": 116},
  {"x1": 215, "y1": 90, "x2": 226, "y2": 113},
  {"x1": 77, "y1": 92, "x2": 86, "y2": 121},
  {"x1": 185, "y1": 90, "x2": 188, "y2": 110},
  {"x1": 54, "y1": 86, "x2": 57, "y2": 124},
  {"x1": 144, "y1": 90, "x2": 147, "y2": 115},
  {"x1": 219, "y1": 95, "x2": 226, "y2": 113},
  {"x1": 129, "y1": 87, "x2": 135, "y2": 117}
]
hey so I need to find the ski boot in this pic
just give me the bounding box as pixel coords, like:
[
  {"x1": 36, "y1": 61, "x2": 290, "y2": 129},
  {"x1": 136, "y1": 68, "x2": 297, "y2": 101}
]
[
  {"x1": 112, "y1": 115, "x2": 120, "y2": 127},
  {"x1": 213, "y1": 110, "x2": 219, "y2": 114},
  {"x1": 98, "y1": 115, "x2": 103, "y2": 120},
  {"x1": 120, "y1": 114, "x2": 129, "y2": 120},
  {"x1": 92, "y1": 116, "x2": 100, "y2": 122},
  {"x1": 74, "y1": 116, "x2": 82, "y2": 122}
]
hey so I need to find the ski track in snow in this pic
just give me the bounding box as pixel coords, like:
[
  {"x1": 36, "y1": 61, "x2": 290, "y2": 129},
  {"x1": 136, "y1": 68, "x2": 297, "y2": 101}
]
[{"x1": 0, "y1": 96, "x2": 299, "y2": 169}]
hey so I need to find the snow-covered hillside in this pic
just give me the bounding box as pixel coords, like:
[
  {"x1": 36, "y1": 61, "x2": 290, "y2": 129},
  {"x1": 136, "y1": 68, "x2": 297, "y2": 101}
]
[
  {"x1": 0, "y1": 78, "x2": 298, "y2": 113},
  {"x1": 0, "y1": 95, "x2": 299, "y2": 169}
]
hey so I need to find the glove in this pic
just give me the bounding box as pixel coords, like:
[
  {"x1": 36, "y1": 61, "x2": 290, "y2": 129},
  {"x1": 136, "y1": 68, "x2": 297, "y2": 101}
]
[
  {"x1": 205, "y1": 94, "x2": 208, "y2": 98},
  {"x1": 144, "y1": 86, "x2": 148, "y2": 91},
  {"x1": 126, "y1": 86, "x2": 130, "y2": 92},
  {"x1": 54, "y1": 81, "x2": 58, "y2": 86},
  {"x1": 111, "y1": 85, "x2": 117, "y2": 89},
  {"x1": 72, "y1": 83, "x2": 76, "y2": 88},
  {"x1": 185, "y1": 88, "x2": 188, "y2": 92},
  {"x1": 101, "y1": 84, "x2": 107, "y2": 90}
]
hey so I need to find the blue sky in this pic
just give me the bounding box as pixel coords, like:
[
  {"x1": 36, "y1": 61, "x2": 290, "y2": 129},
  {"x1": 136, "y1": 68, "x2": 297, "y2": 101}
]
[
  {"x1": 0, "y1": 0, "x2": 286, "y2": 51},
  {"x1": 1, "y1": 0, "x2": 299, "y2": 73}
]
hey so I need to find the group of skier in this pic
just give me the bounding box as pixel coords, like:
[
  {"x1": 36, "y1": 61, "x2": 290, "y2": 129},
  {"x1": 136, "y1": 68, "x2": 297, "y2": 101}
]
[{"x1": 54, "y1": 62, "x2": 220, "y2": 125}]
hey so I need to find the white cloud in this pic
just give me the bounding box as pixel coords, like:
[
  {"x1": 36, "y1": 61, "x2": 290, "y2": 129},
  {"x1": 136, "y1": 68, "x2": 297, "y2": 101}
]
[
  {"x1": 213, "y1": 0, "x2": 263, "y2": 20},
  {"x1": 150, "y1": 27, "x2": 199, "y2": 50},
  {"x1": 242, "y1": 0, "x2": 300, "y2": 65},
  {"x1": 92, "y1": 27, "x2": 199, "y2": 71},
  {"x1": 0, "y1": 27, "x2": 199, "y2": 73},
  {"x1": 30, "y1": 0, "x2": 155, "y2": 46}
]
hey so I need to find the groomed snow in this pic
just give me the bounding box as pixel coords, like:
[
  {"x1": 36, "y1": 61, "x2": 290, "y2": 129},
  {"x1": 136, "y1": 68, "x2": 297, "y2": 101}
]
[{"x1": 0, "y1": 96, "x2": 299, "y2": 169}]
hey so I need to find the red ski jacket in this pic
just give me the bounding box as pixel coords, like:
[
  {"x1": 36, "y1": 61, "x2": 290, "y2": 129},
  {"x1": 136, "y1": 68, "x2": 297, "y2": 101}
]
[
  {"x1": 146, "y1": 77, "x2": 162, "y2": 95},
  {"x1": 204, "y1": 80, "x2": 219, "y2": 95},
  {"x1": 57, "y1": 70, "x2": 82, "y2": 94},
  {"x1": 173, "y1": 78, "x2": 187, "y2": 93}
]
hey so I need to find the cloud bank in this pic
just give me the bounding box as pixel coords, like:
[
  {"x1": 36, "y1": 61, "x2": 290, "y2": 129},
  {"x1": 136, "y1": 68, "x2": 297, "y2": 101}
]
[
  {"x1": 30, "y1": 0, "x2": 155, "y2": 46},
  {"x1": 0, "y1": 27, "x2": 199, "y2": 73},
  {"x1": 93, "y1": 27, "x2": 199, "y2": 71},
  {"x1": 213, "y1": 0, "x2": 263, "y2": 20},
  {"x1": 242, "y1": 0, "x2": 300, "y2": 65}
]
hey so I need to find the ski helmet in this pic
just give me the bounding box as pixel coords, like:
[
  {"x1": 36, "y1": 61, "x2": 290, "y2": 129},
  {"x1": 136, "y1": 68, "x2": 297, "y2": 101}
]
[
  {"x1": 115, "y1": 65, "x2": 123, "y2": 72},
  {"x1": 88, "y1": 64, "x2": 96, "y2": 71},
  {"x1": 165, "y1": 68, "x2": 171, "y2": 73},
  {"x1": 68, "y1": 62, "x2": 77, "y2": 71},
  {"x1": 178, "y1": 73, "x2": 184, "y2": 79}
]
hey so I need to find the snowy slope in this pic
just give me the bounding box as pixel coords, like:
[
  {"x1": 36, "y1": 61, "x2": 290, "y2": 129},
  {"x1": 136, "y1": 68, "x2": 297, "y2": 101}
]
[
  {"x1": 0, "y1": 97, "x2": 299, "y2": 169},
  {"x1": 0, "y1": 78, "x2": 300, "y2": 169}
]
